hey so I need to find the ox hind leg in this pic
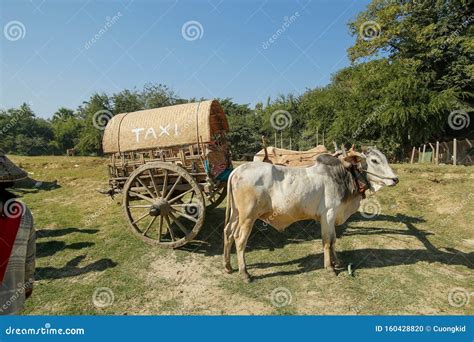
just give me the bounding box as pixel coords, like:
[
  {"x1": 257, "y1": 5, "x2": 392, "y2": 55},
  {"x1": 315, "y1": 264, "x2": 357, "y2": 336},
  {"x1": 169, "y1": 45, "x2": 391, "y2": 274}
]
[
  {"x1": 223, "y1": 214, "x2": 238, "y2": 273},
  {"x1": 321, "y1": 209, "x2": 337, "y2": 273},
  {"x1": 234, "y1": 217, "x2": 255, "y2": 283}
]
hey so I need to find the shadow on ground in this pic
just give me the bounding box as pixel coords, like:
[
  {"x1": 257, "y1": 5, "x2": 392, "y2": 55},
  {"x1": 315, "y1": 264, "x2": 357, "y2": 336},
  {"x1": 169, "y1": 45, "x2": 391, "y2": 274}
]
[
  {"x1": 13, "y1": 177, "x2": 61, "y2": 195},
  {"x1": 35, "y1": 226, "x2": 116, "y2": 280},
  {"x1": 36, "y1": 255, "x2": 117, "y2": 280},
  {"x1": 182, "y1": 209, "x2": 473, "y2": 278}
]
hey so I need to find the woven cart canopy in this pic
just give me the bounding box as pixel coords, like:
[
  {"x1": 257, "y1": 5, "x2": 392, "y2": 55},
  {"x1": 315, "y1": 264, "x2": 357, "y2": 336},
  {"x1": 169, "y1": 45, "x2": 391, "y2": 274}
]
[
  {"x1": 0, "y1": 151, "x2": 28, "y2": 182},
  {"x1": 102, "y1": 100, "x2": 229, "y2": 154}
]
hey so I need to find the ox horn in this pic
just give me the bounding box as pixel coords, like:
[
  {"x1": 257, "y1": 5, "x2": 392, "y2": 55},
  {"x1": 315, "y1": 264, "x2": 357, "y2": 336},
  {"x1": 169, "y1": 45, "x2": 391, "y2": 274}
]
[{"x1": 344, "y1": 144, "x2": 365, "y2": 164}]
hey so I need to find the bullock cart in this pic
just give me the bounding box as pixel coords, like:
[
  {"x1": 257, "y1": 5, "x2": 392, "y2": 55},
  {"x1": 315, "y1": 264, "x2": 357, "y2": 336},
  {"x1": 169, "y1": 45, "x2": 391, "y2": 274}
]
[{"x1": 102, "y1": 100, "x2": 232, "y2": 248}]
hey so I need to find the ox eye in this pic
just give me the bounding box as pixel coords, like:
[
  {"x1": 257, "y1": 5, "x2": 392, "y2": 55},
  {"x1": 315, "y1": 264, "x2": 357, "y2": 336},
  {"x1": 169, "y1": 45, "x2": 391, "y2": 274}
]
[{"x1": 371, "y1": 159, "x2": 378, "y2": 164}]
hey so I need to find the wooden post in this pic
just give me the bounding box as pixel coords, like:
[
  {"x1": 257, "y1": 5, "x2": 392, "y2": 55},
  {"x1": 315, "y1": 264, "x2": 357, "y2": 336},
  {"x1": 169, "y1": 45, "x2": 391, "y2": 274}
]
[
  {"x1": 435, "y1": 141, "x2": 439, "y2": 165},
  {"x1": 422, "y1": 144, "x2": 426, "y2": 163},
  {"x1": 453, "y1": 138, "x2": 457, "y2": 165},
  {"x1": 316, "y1": 127, "x2": 319, "y2": 146},
  {"x1": 418, "y1": 147, "x2": 421, "y2": 162},
  {"x1": 289, "y1": 136, "x2": 292, "y2": 150},
  {"x1": 280, "y1": 131, "x2": 283, "y2": 149},
  {"x1": 429, "y1": 143, "x2": 435, "y2": 163},
  {"x1": 274, "y1": 131, "x2": 277, "y2": 147},
  {"x1": 322, "y1": 132, "x2": 325, "y2": 146},
  {"x1": 410, "y1": 146, "x2": 416, "y2": 164},
  {"x1": 333, "y1": 141, "x2": 338, "y2": 152}
]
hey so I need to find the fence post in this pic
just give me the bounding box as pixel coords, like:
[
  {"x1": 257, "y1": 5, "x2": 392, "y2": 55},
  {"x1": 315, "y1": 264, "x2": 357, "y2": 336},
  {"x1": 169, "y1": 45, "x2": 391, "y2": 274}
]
[
  {"x1": 429, "y1": 143, "x2": 435, "y2": 163},
  {"x1": 422, "y1": 144, "x2": 426, "y2": 163},
  {"x1": 435, "y1": 141, "x2": 439, "y2": 165},
  {"x1": 453, "y1": 138, "x2": 457, "y2": 165},
  {"x1": 410, "y1": 146, "x2": 416, "y2": 164}
]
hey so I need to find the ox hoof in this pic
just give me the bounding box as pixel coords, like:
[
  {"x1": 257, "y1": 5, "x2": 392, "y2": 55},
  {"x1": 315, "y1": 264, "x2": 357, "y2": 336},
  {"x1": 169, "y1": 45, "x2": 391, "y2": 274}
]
[
  {"x1": 224, "y1": 265, "x2": 234, "y2": 274},
  {"x1": 241, "y1": 273, "x2": 253, "y2": 284},
  {"x1": 325, "y1": 266, "x2": 337, "y2": 275}
]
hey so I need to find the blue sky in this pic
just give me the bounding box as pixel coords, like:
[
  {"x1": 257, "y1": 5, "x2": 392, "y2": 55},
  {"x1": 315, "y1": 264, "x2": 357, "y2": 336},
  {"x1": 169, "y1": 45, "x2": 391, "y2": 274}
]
[{"x1": 0, "y1": 0, "x2": 370, "y2": 118}]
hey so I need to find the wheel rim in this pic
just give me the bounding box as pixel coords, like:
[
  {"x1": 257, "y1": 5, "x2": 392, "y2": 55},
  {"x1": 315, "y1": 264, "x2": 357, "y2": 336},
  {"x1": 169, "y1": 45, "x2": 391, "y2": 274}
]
[
  {"x1": 205, "y1": 184, "x2": 227, "y2": 210},
  {"x1": 123, "y1": 162, "x2": 205, "y2": 248}
]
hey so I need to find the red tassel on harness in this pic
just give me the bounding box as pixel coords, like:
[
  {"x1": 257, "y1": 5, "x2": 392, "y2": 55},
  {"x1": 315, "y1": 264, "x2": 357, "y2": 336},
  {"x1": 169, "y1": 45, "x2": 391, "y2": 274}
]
[{"x1": 0, "y1": 213, "x2": 22, "y2": 283}]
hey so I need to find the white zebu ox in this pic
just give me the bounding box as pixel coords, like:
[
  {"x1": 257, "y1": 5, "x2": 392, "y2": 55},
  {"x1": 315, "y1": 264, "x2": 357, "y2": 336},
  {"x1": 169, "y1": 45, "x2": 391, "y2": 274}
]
[{"x1": 223, "y1": 147, "x2": 398, "y2": 282}]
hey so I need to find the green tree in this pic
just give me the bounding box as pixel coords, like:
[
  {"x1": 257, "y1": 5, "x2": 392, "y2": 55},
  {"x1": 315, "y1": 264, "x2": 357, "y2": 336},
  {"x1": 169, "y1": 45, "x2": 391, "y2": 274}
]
[{"x1": 348, "y1": 0, "x2": 473, "y2": 105}]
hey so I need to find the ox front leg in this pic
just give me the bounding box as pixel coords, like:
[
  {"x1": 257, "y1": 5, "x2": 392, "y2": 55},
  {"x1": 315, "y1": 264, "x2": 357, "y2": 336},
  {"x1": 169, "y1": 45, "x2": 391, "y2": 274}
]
[
  {"x1": 321, "y1": 210, "x2": 337, "y2": 274},
  {"x1": 234, "y1": 219, "x2": 254, "y2": 283}
]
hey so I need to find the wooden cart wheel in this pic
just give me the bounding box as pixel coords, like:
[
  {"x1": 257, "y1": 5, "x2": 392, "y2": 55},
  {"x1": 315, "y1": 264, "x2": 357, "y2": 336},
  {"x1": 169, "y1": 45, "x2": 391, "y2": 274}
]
[
  {"x1": 205, "y1": 184, "x2": 227, "y2": 210},
  {"x1": 123, "y1": 162, "x2": 205, "y2": 248}
]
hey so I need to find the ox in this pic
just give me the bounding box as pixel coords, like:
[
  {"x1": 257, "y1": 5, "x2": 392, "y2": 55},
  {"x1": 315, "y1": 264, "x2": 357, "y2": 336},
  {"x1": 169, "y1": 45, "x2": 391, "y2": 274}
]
[{"x1": 223, "y1": 147, "x2": 398, "y2": 282}]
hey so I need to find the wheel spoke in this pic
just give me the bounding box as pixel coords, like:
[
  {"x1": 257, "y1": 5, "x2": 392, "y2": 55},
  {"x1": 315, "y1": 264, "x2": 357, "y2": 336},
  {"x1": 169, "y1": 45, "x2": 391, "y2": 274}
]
[
  {"x1": 162, "y1": 170, "x2": 168, "y2": 198},
  {"x1": 142, "y1": 216, "x2": 157, "y2": 236},
  {"x1": 148, "y1": 169, "x2": 160, "y2": 198},
  {"x1": 128, "y1": 204, "x2": 152, "y2": 209},
  {"x1": 164, "y1": 215, "x2": 176, "y2": 241},
  {"x1": 158, "y1": 216, "x2": 163, "y2": 241},
  {"x1": 165, "y1": 175, "x2": 182, "y2": 200},
  {"x1": 132, "y1": 212, "x2": 150, "y2": 225},
  {"x1": 128, "y1": 191, "x2": 154, "y2": 203},
  {"x1": 171, "y1": 207, "x2": 198, "y2": 222},
  {"x1": 136, "y1": 176, "x2": 155, "y2": 198},
  {"x1": 169, "y1": 212, "x2": 190, "y2": 235},
  {"x1": 168, "y1": 188, "x2": 194, "y2": 204}
]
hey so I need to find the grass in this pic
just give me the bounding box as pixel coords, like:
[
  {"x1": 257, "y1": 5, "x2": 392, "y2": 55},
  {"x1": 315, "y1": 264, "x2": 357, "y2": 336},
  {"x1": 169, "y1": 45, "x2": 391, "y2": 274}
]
[{"x1": 7, "y1": 156, "x2": 474, "y2": 315}]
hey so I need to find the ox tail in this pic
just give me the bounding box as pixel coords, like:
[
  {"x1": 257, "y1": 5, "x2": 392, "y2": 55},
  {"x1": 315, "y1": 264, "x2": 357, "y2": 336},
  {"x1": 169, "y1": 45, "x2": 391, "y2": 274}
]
[{"x1": 224, "y1": 170, "x2": 234, "y2": 228}]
